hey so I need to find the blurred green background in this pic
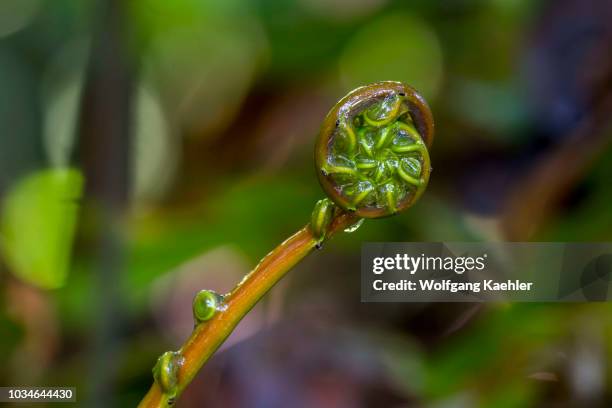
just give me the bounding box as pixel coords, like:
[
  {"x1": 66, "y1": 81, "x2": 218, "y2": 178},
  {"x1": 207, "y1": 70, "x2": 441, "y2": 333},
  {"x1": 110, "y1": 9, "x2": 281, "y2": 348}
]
[{"x1": 1, "y1": 0, "x2": 612, "y2": 406}]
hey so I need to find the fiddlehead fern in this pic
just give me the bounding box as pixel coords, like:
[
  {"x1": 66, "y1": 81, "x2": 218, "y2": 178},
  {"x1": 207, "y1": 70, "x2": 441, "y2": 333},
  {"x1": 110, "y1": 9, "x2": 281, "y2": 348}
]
[
  {"x1": 139, "y1": 82, "x2": 434, "y2": 408},
  {"x1": 316, "y1": 81, "x2": 433, "y2": 218}
]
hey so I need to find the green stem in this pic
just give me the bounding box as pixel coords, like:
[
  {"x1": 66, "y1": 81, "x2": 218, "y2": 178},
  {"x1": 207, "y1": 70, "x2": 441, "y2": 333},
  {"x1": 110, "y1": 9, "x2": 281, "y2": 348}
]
[{"x1": 138, "y1": 210, "x2": 360, "y2": 408}]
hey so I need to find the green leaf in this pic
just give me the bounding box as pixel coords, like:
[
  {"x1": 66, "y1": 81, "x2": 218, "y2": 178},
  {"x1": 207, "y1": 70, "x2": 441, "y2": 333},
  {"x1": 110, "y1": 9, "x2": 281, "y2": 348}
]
[{"x1": 1, "y1": 168, "x2": 83, "y2": 289}]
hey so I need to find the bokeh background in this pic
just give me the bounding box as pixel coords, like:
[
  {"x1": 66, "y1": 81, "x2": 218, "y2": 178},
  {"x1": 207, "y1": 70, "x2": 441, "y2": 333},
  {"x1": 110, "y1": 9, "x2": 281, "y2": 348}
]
[{"x1": 1, "y1": 0, "x2": 612, "y2": 406}]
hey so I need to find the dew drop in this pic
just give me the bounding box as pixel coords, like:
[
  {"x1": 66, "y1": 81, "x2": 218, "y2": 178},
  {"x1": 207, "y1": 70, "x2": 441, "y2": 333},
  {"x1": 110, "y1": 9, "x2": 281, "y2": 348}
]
[
  {"x1": 364, "y1": 94, "x2": 399, "y2": 123},
  {"x1": 401, "y1": 157, "x2": 422, "y2": 178},
  {"x1": 344, "y1": 218, "x2": 364, "y2": 233}
]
